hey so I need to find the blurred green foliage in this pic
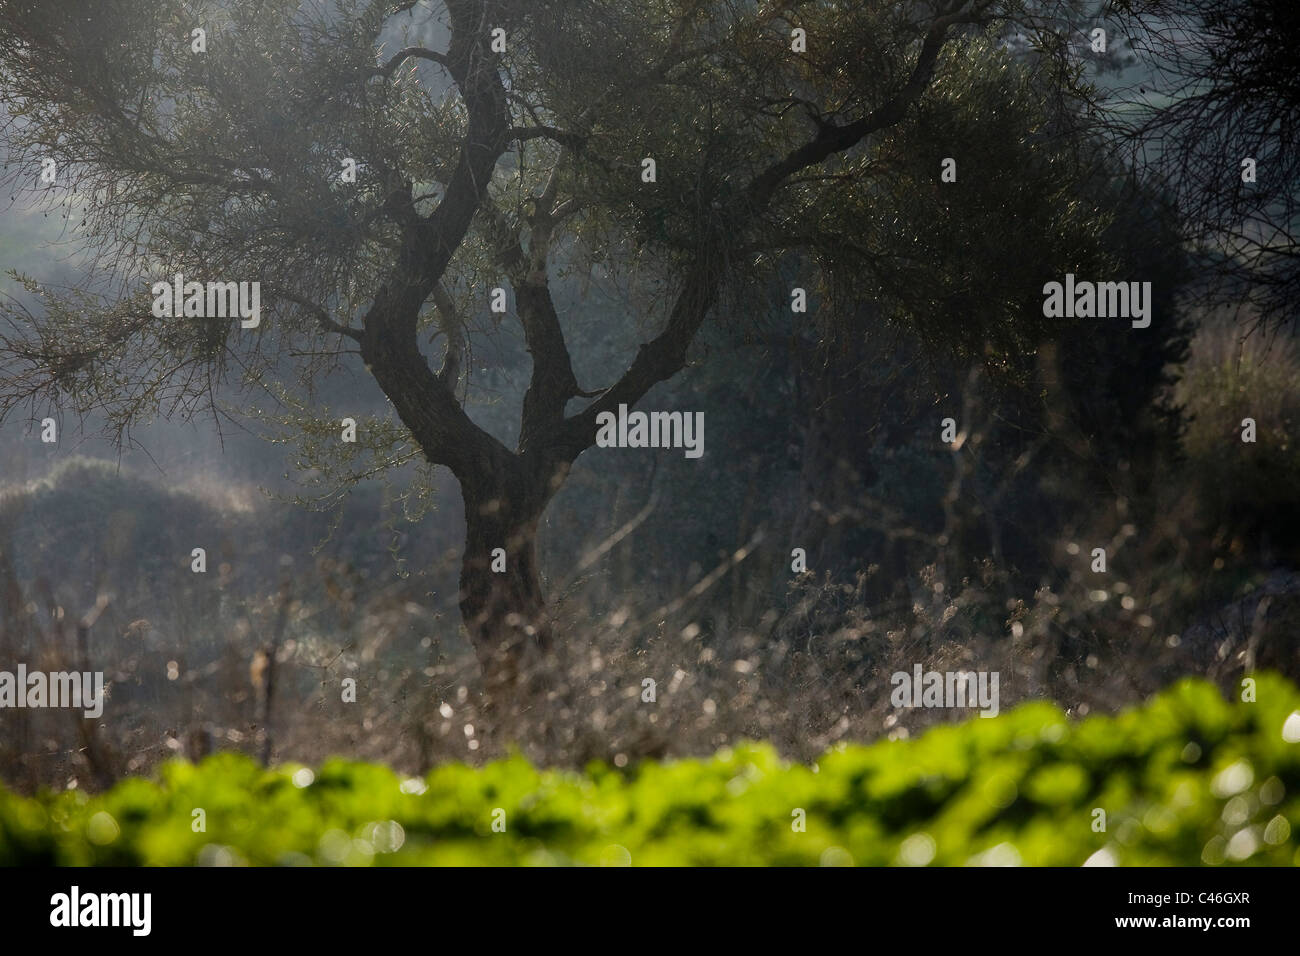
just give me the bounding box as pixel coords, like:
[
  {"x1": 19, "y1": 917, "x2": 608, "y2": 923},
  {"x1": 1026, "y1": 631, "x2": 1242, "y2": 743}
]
[{"x1": 2, "y1": 674, "x2": 1298, "y2": 866}]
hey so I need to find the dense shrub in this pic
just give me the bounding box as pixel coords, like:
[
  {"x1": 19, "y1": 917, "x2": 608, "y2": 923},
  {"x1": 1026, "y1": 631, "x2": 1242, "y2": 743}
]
[
  {"x1": 2, "y1": 674, "x2": 1297, "y2": 866},
  {"x1": 1176, "y1": 314, "x2": 1300, "y2": 552}
]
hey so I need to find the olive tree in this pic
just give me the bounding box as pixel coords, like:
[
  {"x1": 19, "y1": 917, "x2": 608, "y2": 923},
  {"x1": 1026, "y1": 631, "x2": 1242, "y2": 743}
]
[{"x1": 0, "y1": 0, "x2": 1094, "y2": 721}]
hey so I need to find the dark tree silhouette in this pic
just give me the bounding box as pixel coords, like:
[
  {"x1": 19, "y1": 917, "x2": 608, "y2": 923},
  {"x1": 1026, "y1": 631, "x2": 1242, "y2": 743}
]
[
  {"x1": 0, "y1": 0, "x2": 1098, "y2": 726},
  {"x1": 1121, "y1": 0, "x2": 1300, "y2": 323}
]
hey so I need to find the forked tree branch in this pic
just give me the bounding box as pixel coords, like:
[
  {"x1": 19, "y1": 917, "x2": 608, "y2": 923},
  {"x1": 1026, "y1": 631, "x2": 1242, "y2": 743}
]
[{"x1": 553, "y1": 3, "x2": 986, "y2": 461}]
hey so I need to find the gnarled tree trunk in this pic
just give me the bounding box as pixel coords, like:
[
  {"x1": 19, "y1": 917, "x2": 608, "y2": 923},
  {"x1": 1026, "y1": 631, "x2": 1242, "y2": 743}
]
[{"x1": 458, "y1": 474, "x2": 553, "y2": 731}]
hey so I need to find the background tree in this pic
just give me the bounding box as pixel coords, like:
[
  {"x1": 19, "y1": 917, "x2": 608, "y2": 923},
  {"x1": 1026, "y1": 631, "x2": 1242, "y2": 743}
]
[
  {"x1": 1118, "y1": 0, "x2": 1300, "y2": 324},
  {"x1": 0, "y1": 0, "x2": 1103, "y2": 725}
]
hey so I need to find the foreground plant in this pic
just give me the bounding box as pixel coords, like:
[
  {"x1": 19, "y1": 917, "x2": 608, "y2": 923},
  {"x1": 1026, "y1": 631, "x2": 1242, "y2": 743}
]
[{"x1": 2, "y1": 674, "x2": 1297, "y2": 866}]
